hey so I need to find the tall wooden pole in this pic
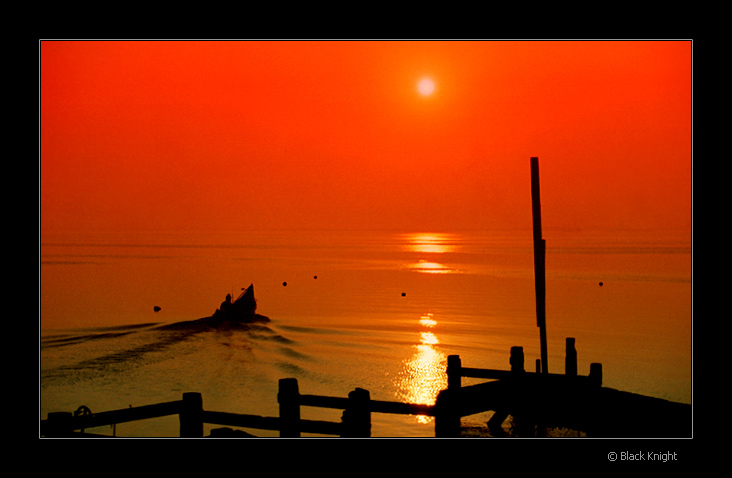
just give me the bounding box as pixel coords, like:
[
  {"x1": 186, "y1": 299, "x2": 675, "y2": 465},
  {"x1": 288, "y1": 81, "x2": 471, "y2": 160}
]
[{"x1": 530, "y1": 157, "x2": 548, "y2": 374}]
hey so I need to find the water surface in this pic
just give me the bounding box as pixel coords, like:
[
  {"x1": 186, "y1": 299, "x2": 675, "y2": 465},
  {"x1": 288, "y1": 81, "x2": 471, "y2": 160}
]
[{"x1": 40, "y1": 229, "x2": 691, "y2": 437}]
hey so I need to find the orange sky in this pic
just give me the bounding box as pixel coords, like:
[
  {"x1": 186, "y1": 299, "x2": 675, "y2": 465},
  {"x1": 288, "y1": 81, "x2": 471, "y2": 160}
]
[{"x1": 40, "y1": 40, "x2": 692, "y2": 235}]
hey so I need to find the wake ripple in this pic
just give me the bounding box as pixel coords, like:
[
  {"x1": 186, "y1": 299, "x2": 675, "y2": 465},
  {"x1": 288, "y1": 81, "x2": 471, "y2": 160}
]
[{"x1": 40, "y1": 318, "x2": 295, "y2": 385}]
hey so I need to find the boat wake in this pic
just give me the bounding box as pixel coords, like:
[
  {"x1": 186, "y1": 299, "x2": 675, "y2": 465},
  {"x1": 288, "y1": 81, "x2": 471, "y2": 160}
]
[
  {"x1": 41, "y1": 283, "x2": 294, "y2": 381},
  {"x1": 40, "y1": 283, "x2": 386, "y2": 429},
  {"x1": 40, "y1": 314, "x2": 294, "y2": 385}
]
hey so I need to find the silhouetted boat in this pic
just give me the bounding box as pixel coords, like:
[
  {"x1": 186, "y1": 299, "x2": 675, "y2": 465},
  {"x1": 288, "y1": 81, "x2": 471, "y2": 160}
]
[
  {"x1": 157, "y1": 284, "x2": 269, "y2": 331},
  {"x1": 212, "y1": 284, "x2": 263, "y2": 322}
]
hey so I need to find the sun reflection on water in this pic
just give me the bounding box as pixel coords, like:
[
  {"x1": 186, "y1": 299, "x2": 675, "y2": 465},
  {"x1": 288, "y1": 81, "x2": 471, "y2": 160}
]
[
  {"x1": 420, "y1": 331, "x2": 438, "y2": 345},
  {"x1": 396, "y1": 313, "x2": 447, "y2": 424},
  {"x1": 404, "y1": 233, "x2": 460, "y2": 274},
  {"x1": 404, "y1": 233, "x2": 457, "y2": 254},
  {"x1": 419, "y1": 314, "x2": 437, "y2": 328},
  {"x1": 408, "y1": 260, "x2": 456, "y2": 274}
]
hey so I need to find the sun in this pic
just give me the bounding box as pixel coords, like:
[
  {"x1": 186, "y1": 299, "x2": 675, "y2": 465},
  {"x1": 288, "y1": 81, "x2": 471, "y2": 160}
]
[{"x1": 418, "y1": 78, "x2": 435, "y2": 96}]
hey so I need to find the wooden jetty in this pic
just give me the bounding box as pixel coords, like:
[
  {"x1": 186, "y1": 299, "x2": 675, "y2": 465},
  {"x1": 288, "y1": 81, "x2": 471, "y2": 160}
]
[
  {"x1": 40, "y1": 340, "x2": 690, "y2": 438},
  {"x1": 438, "y1": 344, "x2": 691, "y2": 438}
]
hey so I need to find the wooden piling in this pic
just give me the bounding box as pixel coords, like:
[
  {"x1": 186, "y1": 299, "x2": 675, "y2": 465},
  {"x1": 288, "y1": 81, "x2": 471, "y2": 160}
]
[
  {"x1": 434, "y1": 388, "x2": 460, "y2": 438},
  {"x1": 440, "y1": 356, "x2": 465, "y2": 437},
  {"x1": 565, "y1": 337, "x2": 577, "y2": 377},
  {"x1": 278, "y1": 378, "x2": 301, "y2": 437},
  {"x1": 180, "y1": 392, "x2": 203, "y2": 438},
  {"x1": 510, "y1": 346, "x2": 525, "y2": 374},
  {"x1": 530, "y1": 157, "x2": 549, "y2": 374},
  {"x1": 589, "y1": 363, "x2": 603, "y2": 387},
  {"x1": 447, "y1": 355, "x2": 462, "y2": 391},
  {"x1": 341, "y1": 388, "x2": 371, "y2": 437}
]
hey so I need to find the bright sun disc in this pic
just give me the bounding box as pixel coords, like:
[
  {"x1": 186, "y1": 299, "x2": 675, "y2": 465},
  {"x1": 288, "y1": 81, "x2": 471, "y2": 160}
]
[{"x1": 418, "y1": 78, "x2": 435, "y2": 96}]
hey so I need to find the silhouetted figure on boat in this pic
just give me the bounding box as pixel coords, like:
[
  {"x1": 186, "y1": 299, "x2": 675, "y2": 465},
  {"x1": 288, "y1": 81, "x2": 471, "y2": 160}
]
[{"x1": 219, "y1": 294, "x2": 233, "y2": 313}]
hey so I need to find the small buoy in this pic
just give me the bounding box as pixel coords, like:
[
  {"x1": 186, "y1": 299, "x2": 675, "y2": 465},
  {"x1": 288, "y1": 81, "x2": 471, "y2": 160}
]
[
  {"x1": 599, "y1": 282, "x2": 604, "y2": 287},
  {"x1": 153, "y1": 306, "x2": 161, "y2": 312},
  {"x1": 314, "y1": 275, "x2": 318, "y2": 279},
  {"x1": 401, "y1": 292, "x2": 406, "y2": 297},
  {"x1": 282, "y1": 282, "x2": 287, "y2": 287}
]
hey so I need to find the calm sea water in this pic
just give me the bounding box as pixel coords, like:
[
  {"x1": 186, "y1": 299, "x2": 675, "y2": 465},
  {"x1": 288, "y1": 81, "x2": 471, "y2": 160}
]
[{"x1": 39, "y1": 229, "x2": 692, "y2": 437}]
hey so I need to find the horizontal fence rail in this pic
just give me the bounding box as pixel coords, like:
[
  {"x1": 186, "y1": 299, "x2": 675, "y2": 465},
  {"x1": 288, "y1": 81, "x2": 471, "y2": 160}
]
[
  {"x1": 202, "y1": 411, "x2": 280, "y2": 432},
  {"x1": 42, "y1": 399, "x2": 184, "y2": 437}
]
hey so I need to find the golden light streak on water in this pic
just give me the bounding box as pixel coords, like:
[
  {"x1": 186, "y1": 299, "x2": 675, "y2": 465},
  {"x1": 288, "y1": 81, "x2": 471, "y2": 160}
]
[
  {"x1": 395, "y1": 312, "x2": 448, "y2": 424},
  {"x1": 419, "y1": 313, "x2": 437, "y2": 328},
  {"x1": 404, "y1": 233, "x2": 457, "y2": 254},
  {"x1": 408, "y1": 260, "x2": 456, "y2": 274}
]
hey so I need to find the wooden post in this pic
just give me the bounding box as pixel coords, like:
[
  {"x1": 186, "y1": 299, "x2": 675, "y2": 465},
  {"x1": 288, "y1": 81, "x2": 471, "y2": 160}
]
[
  {"x1": 589, "y1": 363, "x2": 603, "y2": 387},
  {"x1": 510, "y1": 346, "x2": 525, "y2": 374},
  {"x1": 180, "y1": 392, "x2": 203, "y2": 438},
  {"x1": 45, "y1": 411, "x2": 73, "y2": 437},
  {"x1": 278, "y1": 378, "x2": 301, "y2": 437},
  {"x1": 341, "y1": 388, "x2": 371, "y2": 437},
  {"x1": 509, "y1": 346, "x2": 532, "y2": 436},
  {"x1": 530, "y1": 157, "x2": 548, "y2": 374},
  {"x1": 437, "y1": 355, "x2": 463, "y2": 437},
  {"x1": 447, "y1": 355, "x2": 462, "y2": 391},
  {"x1": 565, "y1": 337, "x2": 577, "y2": 377},
  {"x1": 434, "y1": 389, "x2": 460, "y2": 437}
]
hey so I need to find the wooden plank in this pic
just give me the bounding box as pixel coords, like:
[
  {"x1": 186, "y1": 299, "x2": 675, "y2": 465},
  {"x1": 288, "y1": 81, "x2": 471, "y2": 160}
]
[
  {"x1": 370, "y1": 400, "x2": 435, "y2": 417},
  {"x1": 299, "y1": 418, "x2": 343, "y2": 436},
  {"x1": 300, "y1": 394, "x2": 350, "y2": 410},
  {"x1": 460, "y1": 367, "x2": 514, "y2": 381},
  {"x1": 71, "y1": 400, "x2": 182, "y2": 431},
  {"x1": 203, "y1": 411, "x2": 280, "y2": 431}
]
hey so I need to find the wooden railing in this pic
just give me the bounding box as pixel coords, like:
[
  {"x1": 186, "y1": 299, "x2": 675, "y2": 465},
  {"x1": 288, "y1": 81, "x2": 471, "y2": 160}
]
[{"x1": 41, "y1": 379, "x2": 439, "y2": 438}]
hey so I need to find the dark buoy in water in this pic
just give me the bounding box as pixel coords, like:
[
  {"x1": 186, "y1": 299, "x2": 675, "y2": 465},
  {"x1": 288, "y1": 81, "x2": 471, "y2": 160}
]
[
  {"x1": 283, "y1": 282, "x2": 287, "y2": 287},
  {"x1": 401, "y1": 292, "x2": 406, "y2": 297},
  {"x1": 314, "y1": 275, "x2": 318, "y2": 279},
  {"x1": 154, "y1": 306, "x2": 161, "y2": 312},
  {"x1": 599, "y1": 282, "x2": 604, "y2": 287}
]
